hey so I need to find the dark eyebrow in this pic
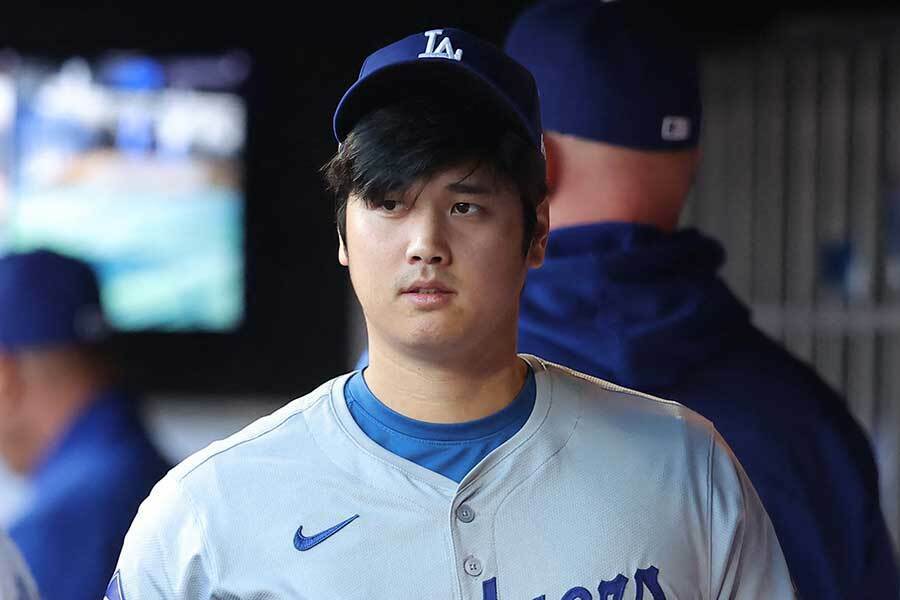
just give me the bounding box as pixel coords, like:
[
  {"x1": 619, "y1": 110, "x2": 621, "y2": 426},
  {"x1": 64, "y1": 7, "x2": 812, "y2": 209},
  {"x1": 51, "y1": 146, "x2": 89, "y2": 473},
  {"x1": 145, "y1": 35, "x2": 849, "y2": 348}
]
[{"x1": 445, "y1": 181, "x2": 493, "y2": 194}]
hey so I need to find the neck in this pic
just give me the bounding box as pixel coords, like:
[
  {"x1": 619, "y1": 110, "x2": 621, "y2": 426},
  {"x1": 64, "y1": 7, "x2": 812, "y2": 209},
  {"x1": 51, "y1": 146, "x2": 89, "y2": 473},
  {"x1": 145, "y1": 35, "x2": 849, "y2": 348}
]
[
  {"x1": 549, "y1": 184, "x2": 681, "y2": 232},
  {"x1": 545, "y1": 132, "x2": 696, "y2": 232},
  {"x1": 363, "y1": 341, "x2": 527, "y2": 424}
]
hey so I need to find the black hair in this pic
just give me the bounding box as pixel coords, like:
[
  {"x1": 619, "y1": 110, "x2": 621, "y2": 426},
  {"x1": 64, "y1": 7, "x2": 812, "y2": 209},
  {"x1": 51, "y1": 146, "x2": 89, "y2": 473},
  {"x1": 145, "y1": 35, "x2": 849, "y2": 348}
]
[{"x1": 323, "y1": 93, "x2": 547, "y2": 255}]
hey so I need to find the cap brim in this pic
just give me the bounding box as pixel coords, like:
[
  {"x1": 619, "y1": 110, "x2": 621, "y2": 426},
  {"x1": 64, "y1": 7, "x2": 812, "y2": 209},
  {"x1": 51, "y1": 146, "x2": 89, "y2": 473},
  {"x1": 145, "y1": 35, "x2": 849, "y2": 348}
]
[{"x1": 333, "y1": 59, "x2": 537, "y2": 149}]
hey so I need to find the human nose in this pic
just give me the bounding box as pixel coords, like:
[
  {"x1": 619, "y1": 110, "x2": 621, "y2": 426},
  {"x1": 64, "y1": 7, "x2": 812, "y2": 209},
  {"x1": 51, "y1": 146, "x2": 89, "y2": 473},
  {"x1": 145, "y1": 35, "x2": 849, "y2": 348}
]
[{"x1": 405, "y1": 210, "x2": 451, "y2": 266}]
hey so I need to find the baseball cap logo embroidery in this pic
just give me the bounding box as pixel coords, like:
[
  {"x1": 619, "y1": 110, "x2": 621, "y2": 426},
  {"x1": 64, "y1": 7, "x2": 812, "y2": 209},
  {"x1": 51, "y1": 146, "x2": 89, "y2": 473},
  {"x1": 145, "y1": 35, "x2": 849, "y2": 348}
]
[
  {"x1": 661, "y1": 116, "x2": 691, "y2": 141},
  {"x1": 418, "y1": 30, "x2": 463, "y2": 61}
]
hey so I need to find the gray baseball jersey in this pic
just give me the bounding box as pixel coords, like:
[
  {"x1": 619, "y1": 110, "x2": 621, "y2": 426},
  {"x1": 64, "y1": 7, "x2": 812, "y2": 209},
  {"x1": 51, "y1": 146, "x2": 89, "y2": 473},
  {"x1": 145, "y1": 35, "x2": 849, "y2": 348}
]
[
  {"x1": 0, "y1": 529, "x2": 40, "y2": 600},
  {"x1": 112, "y1": 355, "x2": 796, "y2": 599}
]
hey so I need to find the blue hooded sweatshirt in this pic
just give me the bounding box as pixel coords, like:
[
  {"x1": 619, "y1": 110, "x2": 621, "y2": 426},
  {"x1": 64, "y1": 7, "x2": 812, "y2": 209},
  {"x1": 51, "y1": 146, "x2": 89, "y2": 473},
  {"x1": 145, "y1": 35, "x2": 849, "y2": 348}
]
[
  {"x1": 10, "y1": 389, "x2": 171, "y2": 600},
  {"x1": 518, "y1": 222, "x2": 899, "y2": 599}
]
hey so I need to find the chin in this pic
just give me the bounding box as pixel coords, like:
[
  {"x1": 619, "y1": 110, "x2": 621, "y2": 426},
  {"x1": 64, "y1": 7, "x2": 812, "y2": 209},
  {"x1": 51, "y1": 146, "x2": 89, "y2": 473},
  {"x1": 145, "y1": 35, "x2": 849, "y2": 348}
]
[
  {"x1": 397, "y1": 326, "x2": 469, "y2": 356},
  {"x1": 403, "y1": 333, "x2": 460, "y2": 353}
]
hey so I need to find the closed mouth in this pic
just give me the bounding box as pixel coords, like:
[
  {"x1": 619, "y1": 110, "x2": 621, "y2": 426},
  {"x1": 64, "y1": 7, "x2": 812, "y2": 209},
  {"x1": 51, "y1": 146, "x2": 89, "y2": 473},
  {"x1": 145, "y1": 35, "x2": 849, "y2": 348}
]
[{"x1": 402, "y1": 281, "x2": 454, "y2": 294}]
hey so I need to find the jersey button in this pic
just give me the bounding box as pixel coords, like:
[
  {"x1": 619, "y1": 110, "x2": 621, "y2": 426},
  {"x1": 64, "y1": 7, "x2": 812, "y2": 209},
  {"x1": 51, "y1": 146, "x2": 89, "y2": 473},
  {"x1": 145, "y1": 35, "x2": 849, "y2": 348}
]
[
  {"x1": 456, "y1": 504, "x2": 475, "y2": 523},
  {"x1": 463, "y1": 555, "x2": 483, "y2": 577}
]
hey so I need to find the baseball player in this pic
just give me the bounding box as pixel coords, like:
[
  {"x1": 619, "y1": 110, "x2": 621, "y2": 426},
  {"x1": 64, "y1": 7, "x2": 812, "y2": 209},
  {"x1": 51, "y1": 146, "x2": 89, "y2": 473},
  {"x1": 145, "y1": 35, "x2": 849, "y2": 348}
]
[
  {"x1": 109, "y1": 28, "x2": 796, "y2": 599},
  {"x1": 0, "y1": 529, "x2": 40, "y2": 600}
]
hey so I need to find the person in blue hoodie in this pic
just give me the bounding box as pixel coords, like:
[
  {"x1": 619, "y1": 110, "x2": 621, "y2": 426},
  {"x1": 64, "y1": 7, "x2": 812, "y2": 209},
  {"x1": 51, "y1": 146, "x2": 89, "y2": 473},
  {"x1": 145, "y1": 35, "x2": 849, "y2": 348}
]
[
  {"x1": 502, "y1": 1, "x2": 899, "y2": 598},
  {"x1": 0, "y1": 249, "x2": 170, "y2": 600}
]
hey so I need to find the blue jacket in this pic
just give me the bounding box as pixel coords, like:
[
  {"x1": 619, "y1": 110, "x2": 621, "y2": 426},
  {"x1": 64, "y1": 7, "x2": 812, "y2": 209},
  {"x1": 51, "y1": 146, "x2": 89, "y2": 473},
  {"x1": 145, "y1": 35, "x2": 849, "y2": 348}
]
[
  {"x1": 519, "y1": 222, "x2": 899, "y2": 599},
  {"x1": 9, "y1": 389, "x2": 170, "y2": 600}
]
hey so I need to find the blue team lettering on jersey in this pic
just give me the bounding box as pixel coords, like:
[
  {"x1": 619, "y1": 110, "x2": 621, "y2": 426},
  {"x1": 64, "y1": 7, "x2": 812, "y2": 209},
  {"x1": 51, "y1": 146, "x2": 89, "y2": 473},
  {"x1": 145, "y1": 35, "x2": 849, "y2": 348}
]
[
  {"x1": 482, "y1": 566, "x2": 666, "y2": 600},
  {"x1": 104, "y1": 571, "x2": 125, "y2": 600}
]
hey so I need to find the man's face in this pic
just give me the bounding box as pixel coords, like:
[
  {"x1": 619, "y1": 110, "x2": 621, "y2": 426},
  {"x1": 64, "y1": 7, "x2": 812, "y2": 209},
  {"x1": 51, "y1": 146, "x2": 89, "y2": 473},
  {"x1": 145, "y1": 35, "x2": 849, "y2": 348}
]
[
  {"x1": 0, "y1": 355, "x2": 27, "y2": 473},
  {"x1": 340, "y1": 163, "x2": 548, "y2": 363}
]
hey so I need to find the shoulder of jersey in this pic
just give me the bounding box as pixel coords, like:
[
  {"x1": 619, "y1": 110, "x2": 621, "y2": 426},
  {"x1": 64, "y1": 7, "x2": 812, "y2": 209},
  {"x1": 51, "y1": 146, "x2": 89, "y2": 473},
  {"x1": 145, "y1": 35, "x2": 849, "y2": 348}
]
[
  {"x1": 529, "y1": 355, "x2": 716, "y2": 437},
  {"x1": 162, "y1": 375, "x2": 340, "y2": 484}
]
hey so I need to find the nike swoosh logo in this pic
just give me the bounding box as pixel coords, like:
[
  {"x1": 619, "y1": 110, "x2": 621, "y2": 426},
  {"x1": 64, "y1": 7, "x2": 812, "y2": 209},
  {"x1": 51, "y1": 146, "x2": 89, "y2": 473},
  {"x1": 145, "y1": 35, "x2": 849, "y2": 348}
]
[{"x1": 294, "y1": 514, "x2": 359, "y2": 551}]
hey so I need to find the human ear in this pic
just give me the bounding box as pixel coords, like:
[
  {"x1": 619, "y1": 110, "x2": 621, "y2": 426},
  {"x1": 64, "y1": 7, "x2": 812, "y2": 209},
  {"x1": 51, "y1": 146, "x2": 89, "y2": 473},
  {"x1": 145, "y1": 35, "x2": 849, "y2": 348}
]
[
  {"x1": 527, "y1": 200, "x2": 550, "y2": 269},
  {"x1": 337, "y1": 228, "x2": 349, "y2": 266}
]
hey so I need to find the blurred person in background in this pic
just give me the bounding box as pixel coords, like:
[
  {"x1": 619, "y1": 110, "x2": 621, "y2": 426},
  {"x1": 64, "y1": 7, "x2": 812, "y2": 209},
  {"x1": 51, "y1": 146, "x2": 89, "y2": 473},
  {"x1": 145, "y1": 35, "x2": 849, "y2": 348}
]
[
  {"x1": 0, "y1": 528, "x2": 39, "y2": 600},
  {"x1": 0, "y1": 249, "x2": 170, "y2": 600},
  {"x1": 503, "y1": 0, "x2": 899, "y2": 597}
]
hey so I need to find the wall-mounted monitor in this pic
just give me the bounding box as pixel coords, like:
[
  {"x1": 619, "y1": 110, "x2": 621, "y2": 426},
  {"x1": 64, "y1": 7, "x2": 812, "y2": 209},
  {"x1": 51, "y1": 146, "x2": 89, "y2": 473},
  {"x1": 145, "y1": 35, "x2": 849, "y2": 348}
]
[{"x1": 0, "y1": 49, "x2": 251, "y2": 333}]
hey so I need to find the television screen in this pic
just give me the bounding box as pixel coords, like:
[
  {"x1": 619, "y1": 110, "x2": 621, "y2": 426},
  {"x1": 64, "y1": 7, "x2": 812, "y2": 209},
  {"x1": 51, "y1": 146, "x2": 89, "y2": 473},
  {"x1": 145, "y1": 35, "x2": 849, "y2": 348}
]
[{"x1": 0, "y1": 49, "x2": 250, "y2": 332}]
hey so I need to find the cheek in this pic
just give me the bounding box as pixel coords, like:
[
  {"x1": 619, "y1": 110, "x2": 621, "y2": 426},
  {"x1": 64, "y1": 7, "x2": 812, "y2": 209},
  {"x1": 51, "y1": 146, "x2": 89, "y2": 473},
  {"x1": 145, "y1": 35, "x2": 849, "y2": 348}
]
[
  {"x1": 0, "y1": 392, "x2": 21, "y2": 434},
  {"x1": 345, "y1": 211, "x2": 379, "y2": 278},
  {"x1": 347, "y1": 254, "x2": 382, "y2": 306},
  {"x1": 463, "y1": 233, "x2": 528, "y2": 299},
  {"x1": 345, "y1": 222, "x2": 398, "y2": 306}
]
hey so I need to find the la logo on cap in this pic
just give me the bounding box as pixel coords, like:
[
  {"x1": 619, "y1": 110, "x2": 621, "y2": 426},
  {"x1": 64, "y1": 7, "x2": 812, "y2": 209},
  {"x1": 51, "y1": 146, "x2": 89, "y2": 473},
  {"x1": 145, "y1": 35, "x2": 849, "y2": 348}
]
[
  {"x1": 661, "y1": 116, "x2": 691, "y2": 141},
  {"x1": 418, "y1": 30, "x2": 463, "y2": 61}
]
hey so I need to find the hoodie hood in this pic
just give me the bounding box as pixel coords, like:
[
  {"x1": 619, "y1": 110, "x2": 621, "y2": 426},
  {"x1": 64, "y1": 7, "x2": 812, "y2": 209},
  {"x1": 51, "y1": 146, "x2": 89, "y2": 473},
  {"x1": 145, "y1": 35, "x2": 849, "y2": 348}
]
[{"x1": 519, "y1": 222, "x2": 752, "y2": 390}]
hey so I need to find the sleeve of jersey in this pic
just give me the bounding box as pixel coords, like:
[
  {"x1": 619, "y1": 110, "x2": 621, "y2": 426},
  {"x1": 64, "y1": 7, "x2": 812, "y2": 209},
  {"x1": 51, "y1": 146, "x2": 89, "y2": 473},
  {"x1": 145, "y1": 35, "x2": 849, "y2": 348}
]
[
  {"x1": 707, "y1": 430, "x2": 798, "y2": 599},
  {"x1": 108, "y1": 474, "x2": 215, "y2": 599}
]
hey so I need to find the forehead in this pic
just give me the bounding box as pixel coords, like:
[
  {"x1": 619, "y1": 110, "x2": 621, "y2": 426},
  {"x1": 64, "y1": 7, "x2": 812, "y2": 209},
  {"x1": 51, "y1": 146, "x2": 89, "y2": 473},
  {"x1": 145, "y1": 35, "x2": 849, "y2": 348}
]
[{"x1": 412, "y1": 161, "x2": 516, "y2": 195}]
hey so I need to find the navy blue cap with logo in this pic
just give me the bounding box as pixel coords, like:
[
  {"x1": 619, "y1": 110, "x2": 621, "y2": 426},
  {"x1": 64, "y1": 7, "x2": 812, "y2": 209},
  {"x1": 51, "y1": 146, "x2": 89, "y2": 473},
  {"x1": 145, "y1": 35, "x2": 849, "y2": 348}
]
[
  {"x1": 504, "y1": 0, "x2": 702, "y2": 150},
  {"x1": 0, "y1": 249, "x2": 109, "y2": 352},
  {"x1": 333, "y1": 28, "x2": 544, "y2": 155}
]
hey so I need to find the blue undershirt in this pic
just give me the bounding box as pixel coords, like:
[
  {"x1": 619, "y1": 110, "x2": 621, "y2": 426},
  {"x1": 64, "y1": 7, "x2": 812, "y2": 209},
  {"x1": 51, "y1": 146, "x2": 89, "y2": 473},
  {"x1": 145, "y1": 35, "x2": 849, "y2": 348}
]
[{"x1": 344, "y1": 366, "x2": 535, "y2": 483}]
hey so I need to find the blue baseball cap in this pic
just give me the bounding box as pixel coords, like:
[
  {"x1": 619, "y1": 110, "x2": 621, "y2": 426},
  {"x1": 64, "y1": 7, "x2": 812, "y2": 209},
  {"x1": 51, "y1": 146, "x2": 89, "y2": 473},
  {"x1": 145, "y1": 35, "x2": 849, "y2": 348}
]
[
  {"x1": 333, "y1": 28, "x2": 544, "y2": 154},
  {"x1": 0, "y1": 249, "x2": 109, "y2": 352},
  {"x1": 504, "y1": 0, "x2": 702, "y2": 150}
]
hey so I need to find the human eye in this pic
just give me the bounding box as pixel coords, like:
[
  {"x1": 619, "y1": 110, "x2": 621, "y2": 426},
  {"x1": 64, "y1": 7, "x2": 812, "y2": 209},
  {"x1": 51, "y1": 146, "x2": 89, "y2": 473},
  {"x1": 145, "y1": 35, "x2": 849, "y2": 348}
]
[
  {"x1": 374, "y1": 198, "x2": 407, "y2": 214},
  {"x1": 450, "y1": 202, "x2": 482, "y2": 215}
]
